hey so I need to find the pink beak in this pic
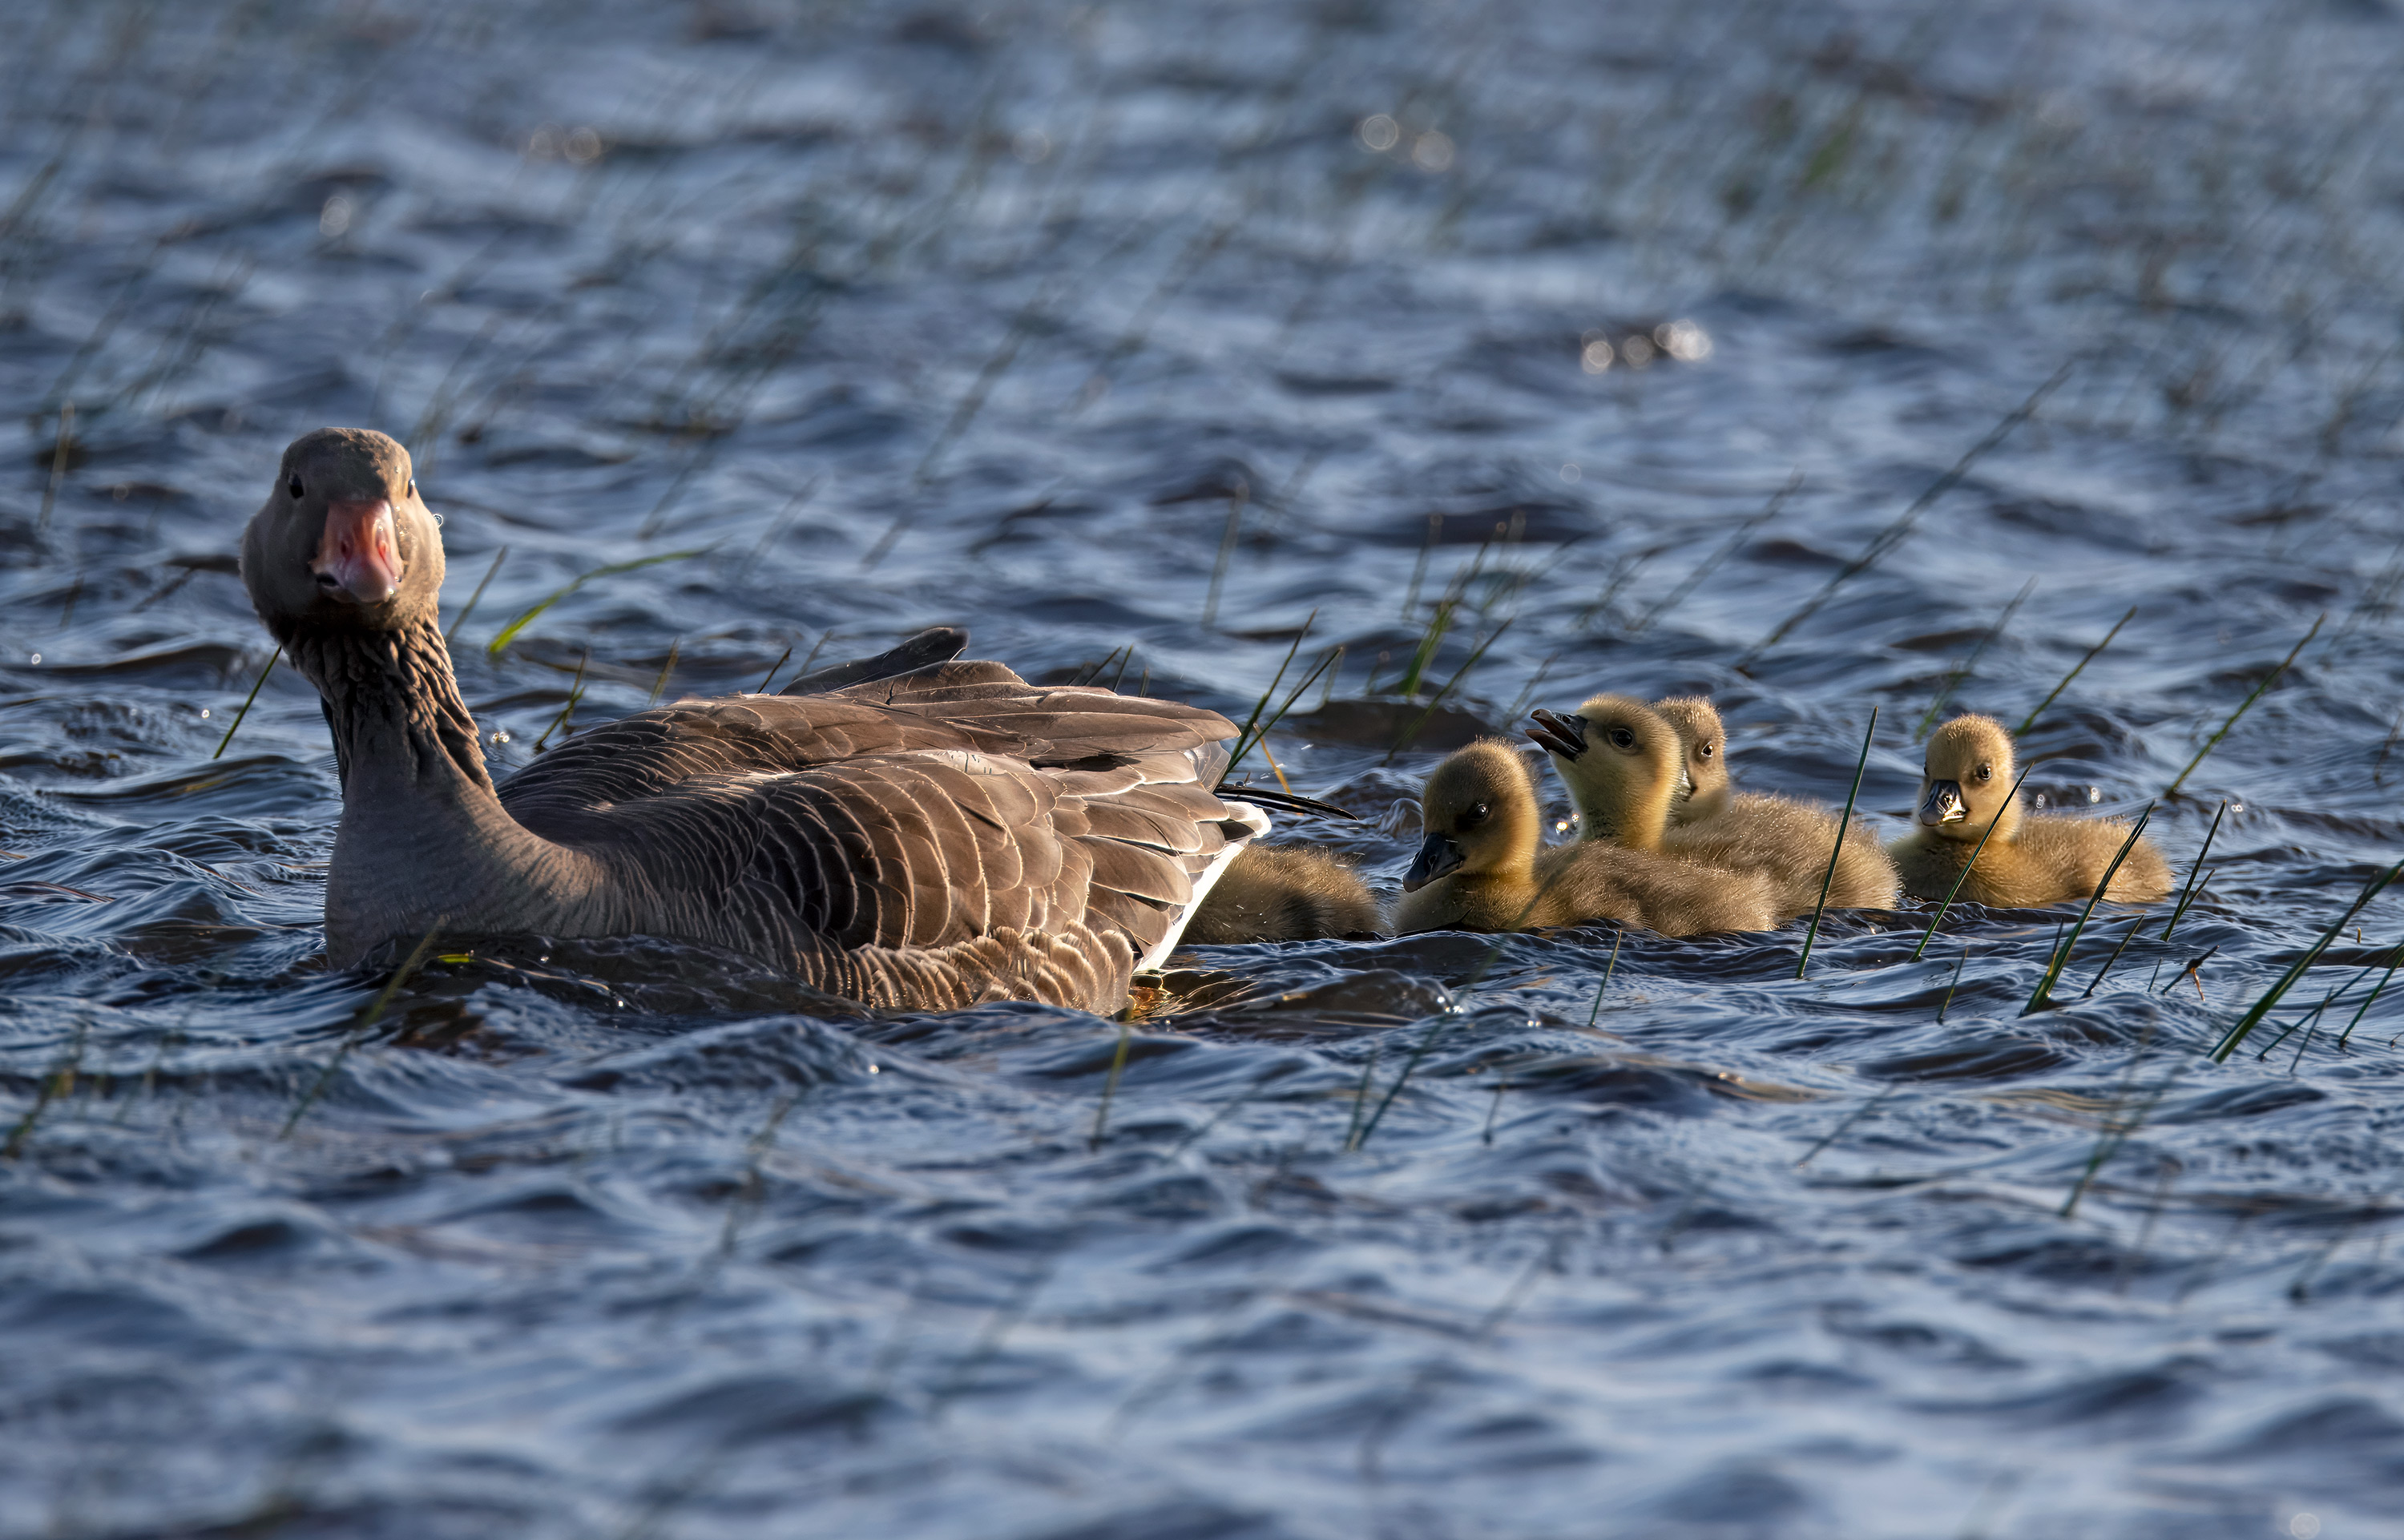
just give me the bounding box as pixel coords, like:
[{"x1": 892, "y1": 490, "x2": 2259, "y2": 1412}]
[{"x1": 313, "y1": 498, "x2": 402, "y2": 603}]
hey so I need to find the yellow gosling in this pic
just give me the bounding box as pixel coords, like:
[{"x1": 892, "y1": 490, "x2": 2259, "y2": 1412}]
[
  {"x1": 1394, "y1": 739, "x2": 1777, "y2": 937},
  {"x1": 1529, "y1": 694, "x2": 1899, "y2": 917},
  {"x1": 1184, "y1": 845, "x2": 1381, "y2": 943},
  {"x1": 1889, "y1": 714, "x2": 2172, "y2": 906}
]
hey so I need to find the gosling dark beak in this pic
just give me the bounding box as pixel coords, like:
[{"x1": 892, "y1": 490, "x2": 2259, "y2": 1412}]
[
  {"x1": 1402, "y1": 831, "x2": 1465, "y2": 893},
  {"x1": 1918, "y1": 779, "x2": 1967, "y2": 827},
  {"x1": 313, "y1": 498, "x2": 403, "y2": 604},
  {"x1": 1525, "y1": 710, "x2": 1588, "y2": 760}
]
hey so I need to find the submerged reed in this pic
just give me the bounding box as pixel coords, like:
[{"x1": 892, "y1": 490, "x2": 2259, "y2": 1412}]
[
  {"x1": 2211, "y1": 859, "x2": 2404, "y2": 1061},
  {"x1": 2014, "y1": 605, "x2": 2135, "y2": 738},
  {"x1": 211, "y1": 647, "x2": 280, "y2": 760},
  {"x1": 1796, "y1": 708, "x2": 1878, "y2": 980},
  {"x1": 2022, "y1": 805, "x2": 2155, "y2": 1014}
]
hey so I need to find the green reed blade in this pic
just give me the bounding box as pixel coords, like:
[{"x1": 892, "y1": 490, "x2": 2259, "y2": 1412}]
[
  {"x1": 1938, "y1": 944, "x2": 1970, "y2": 1023},
  {"x1": 211, "y1": 646, "x2": 280, "y2": 760},
  {"x1": 1797, "y1": 707, "x2": 1878, "y2": 980},
  {"x1": 280, "y1": 921, "x2": 444, "y2": 1140},
  {"x1": 2336, "y1": 944, "x2": 2404, "y2": 1050},
  {"x1": 1221, "y1": 612, "x2": 1316, "y2": 776},
  {"x1": 646, "y1": 638, "x2": 680, "y2": 705},
  {"x1": 1088, "y1": 1019, "x2": 1136, "y2": 1150},
  {"x1": 2022, "y1": 803, "x2": 2153, "y2": 1014},
  {"x1": 443, "y1": 546, "x2": 509, "y2": 648},
  {"x1": 2014, "y1": 603, "x2": 2133, "y2": 738},
  {"x1": 1909, "y1": 763, "x2": 2036, "y2": 960},
  {"x1": 754, "y1": 645, "x2": 793, "y2": 694},
  {"x1": 1738, "y1": 363, "x2": 2071, "y2": 671},
  {"x1": 1394, "y1": 599, "x2": 1454, "y2": 699},
  {"x1": 1586, "y1": 928, "x2": 1624, "y2": 1027},
  {"x1": 1385, "y1": 618, "x2": 1514, "y2": 763},
  {"x1": 486, "y1": 548, "x2": 708, "y2": 658},
  {"x1": 1915, "y1": 574, "x2": 2036, "y2": 743},
  {"x1": 2159, "y1": 800, "x2": 2229, "y2": 942},
  {"x1": 2079, "y1": 911, "x2": 2151, "y2": 998},
  {"x1": 1225, "y1": 646, "x2": 1339, "y2": 777},
  {"x1": 2162, "y1": 612, "x2": 2322, "y2": 798},
  {"x1": 1632, "y1": 471, "x2": 1799, "y2": 636},
  {"x1": 2211, "y1": 858, "x2": 2404, "y2": 1061}
]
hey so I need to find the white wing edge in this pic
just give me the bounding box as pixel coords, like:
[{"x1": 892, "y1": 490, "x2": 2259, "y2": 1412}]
[{"x1": 1135, "y1": 797, "x2": 1270, "y2": 972}]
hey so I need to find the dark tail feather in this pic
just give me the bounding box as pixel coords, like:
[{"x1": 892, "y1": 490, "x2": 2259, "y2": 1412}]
[
  {"x1": 1215, "y1": 782, "x2": 1361, "y2": 821},
  {"x1": 781, "y1": 627, "x2": 970, "y2": 695}
]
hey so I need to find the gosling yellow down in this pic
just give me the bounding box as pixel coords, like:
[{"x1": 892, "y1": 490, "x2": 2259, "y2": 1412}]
[
  {"x1": 1184, "y1": 845, "x2": 1381, "y2": 943},
  {"x1": 1887, "y1": 714, "x2": 2172, "y2": 906},
  {"x1": 1529, "y1": 695, "x2": 1898, "y2": 917},
  {"x1": 1394, "y1": 740, "x2": 1777, "y2": 937}
]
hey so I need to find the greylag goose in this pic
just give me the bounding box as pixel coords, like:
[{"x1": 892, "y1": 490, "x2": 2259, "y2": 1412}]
[
  {"x1": 1889, "y1": 714, "x2": 2170, "y2": 906},
  {"x1": 1394, "y1": 739, "x2": 1777, "y2": 937},
  {"x1": 1530, "y1": 695, "x2": 1899, "y2": 913},
  {"x1": 242, "y1": 427, "x2": 1267, "y2": 1013}
]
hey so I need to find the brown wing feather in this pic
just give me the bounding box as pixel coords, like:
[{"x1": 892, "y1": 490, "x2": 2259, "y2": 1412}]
[{"x1": 490, "y1": 659, "x2": 1252, "y2": 1012}]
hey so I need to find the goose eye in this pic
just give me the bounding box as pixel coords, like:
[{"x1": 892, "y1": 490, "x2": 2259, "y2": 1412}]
[
  {"x1": 1607, "y1": 728, "x2": 1637, "y2": 750},
  {"x1": 288, "y1": 474, "x2": 304, "y2": 499}
]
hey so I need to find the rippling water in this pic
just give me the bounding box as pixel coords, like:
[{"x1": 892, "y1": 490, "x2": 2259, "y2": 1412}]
[{"x1": 6, "y1": 2, "x2": 2404, "y2": 1535}]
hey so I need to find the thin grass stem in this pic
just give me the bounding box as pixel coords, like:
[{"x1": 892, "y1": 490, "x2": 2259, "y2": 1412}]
[
  {"x1": 2079, "y1": 913, "x2": 2152, "y2": 998},
  {"x1": 2022, "y1": 804, "x2": 2154, "y2": 1014},
  {"x1": 280, "y1": 922, "x2": 443, "y2": 1140},
  {"x1": 1089, "y1": 1020, "x2": 1136, "y2": 1150},
  {"x1": 2160, "y1": 801, "x2": 2229, "y2": 942},
  {"x1": 211, "y1": 647, "x2": 280, "y2": 760},
  {"x1": 2211, "y1": 859, "x2": 2404, "y2": 1061},
  {"x1": 1797, "y1": 707, "x2": 1878, "y2": 979},
  {"x1": 1915, "y1": 575, "x2": 2036, "y2": 742},
  {"x1": 443, "y1": 546, "x2": 508, "y2": 647},
  {"x1": 754, "y1": 646, "x2": 793, "y2": 694},
  {"x1": 2014, "y1": 605, "x2": 2135, "y2": 738},
  {"x1": 1200, "y1": 486, "x2": 1248, "y2": 629},
  {"x1": 1909, "y1": 764, "x2": 2036, "y2": 960},
  {"x1": 1384, "y1": 619, "x2": 1514, "y2": 763},
  {"x1": 1739, "y1": 363, "x2": 2071, "y2": 669},
  {"x1": 1586, "y1": 929, "x2": 1624, "y2": 1026},
  {"x1": 1938, "y1": 945, "x2": 1970, "y2": 1022},
  {"x1": 486, "y1": 549, "x2": 708, "y2": 658},
  {"x1": 2336, "y1": 941, "x2": 2404, "y2": 1049},
  {"x1": 1795, "y1": 1082, "x2": 1894, "y2": 1167},
  {"x1": 647, "y1": 639, "x2": 680, "y2": 706},
  {"x1": 1632, "y1": 471, "x2": 1798, "y2": 635},
  {"x1": 2161, "y1": 613, "x2": 2324, "y2": 797}
]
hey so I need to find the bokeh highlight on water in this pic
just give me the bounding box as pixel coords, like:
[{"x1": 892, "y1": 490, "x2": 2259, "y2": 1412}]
[{"x1": 6, "y1": 2, "x2": 2404, "y2": 1535}]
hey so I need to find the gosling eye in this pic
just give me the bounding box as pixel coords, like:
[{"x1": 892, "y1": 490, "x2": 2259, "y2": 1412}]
[
  {"x1": 1976, "y1": 764, "x2": 1993, "y2": 781},
  {"x1": 1460, "y1": 802, "x2": 1489, "y2": 829},
  {"x1": 405, "y1": 477, "x2": 417, "y2": 499},
  {"x1": 288, "y1": 474, "x2": 304, "y2": 499},
  {"x1": 1607, "y1": 728, "x2": 1637, "y2": 751},
  {"x1": 1698, "y1": 742, "x2": 1716, "y2": 760}
]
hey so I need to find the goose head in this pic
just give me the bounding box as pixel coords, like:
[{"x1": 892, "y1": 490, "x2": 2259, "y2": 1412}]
[
  {"x1": 1403, "y1": 739, "x2": 1540, "y2": 892},
  {"x1": 1650, "y1": 695, "x2": 1730, "y2": 824},
  {"x1": 242, "y1": 428, "x2": 445, "y2": 635},
  {"x1": 1918, "y1": 714, "x2": 2022, "y2": 841},
  {"x1": 1523, "y1": 694, "x2": 1688, "y2": 849}
]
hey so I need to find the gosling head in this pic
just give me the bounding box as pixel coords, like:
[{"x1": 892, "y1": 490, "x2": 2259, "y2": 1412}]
[
  {"x1": 241, "y1": 428, "x2": 445, "y2": 638},
  {"x1": 1523, "y1": 695, "x2": 1688, "y2": 848},
  {"x1": 1650, "y1": 695, "x2": 1729, "y2": 824},
  {"x1": 1403, "y1": 740, "x2": 1540, "y2": 893},
  {"x1": 1918, "y1": 714, "x2": 2021, "y2": 841}
]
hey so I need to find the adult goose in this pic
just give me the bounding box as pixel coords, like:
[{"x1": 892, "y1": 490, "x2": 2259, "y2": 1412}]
[{"x1": 243, "y1": 427, "x2": 1266, "y2": 1014}]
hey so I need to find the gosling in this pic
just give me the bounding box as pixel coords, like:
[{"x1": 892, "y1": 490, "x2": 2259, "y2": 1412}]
[
  {"x1": 1887, "y1": 714, "x2": 2172, "y2": 906},
  {"x1": 1529, "y1": 695, "x2": 1898, "y2": 916},
  {"x1": 1394, "y1": 739, "x2": 1778, "y2": 937},
  {"x1": 1184, "y1": 845, "x2": 1381, "y2": 943}
]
